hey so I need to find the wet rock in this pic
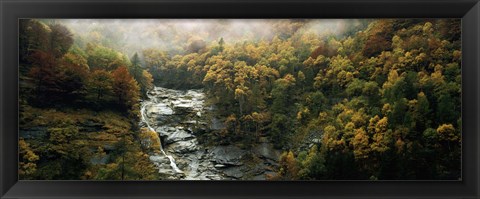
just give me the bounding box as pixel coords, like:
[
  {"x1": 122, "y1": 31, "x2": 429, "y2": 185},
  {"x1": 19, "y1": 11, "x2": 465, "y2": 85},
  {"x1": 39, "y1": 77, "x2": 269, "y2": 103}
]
[
  {"x1": 149, "y1": 104, "x2": 174, "y2": 115},
  {"x1": 209, "y1": 146, "x2": 246, "y2": 166},
  {"x1": 173, "y1": 106, "x2": 194, "y2": 115}
]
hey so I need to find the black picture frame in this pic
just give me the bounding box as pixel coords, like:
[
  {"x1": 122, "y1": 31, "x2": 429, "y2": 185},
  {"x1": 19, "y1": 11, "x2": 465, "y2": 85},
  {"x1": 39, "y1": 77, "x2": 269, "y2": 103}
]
[{"x1": 1, "y1": 0, "x2": 479, "y2": 198}]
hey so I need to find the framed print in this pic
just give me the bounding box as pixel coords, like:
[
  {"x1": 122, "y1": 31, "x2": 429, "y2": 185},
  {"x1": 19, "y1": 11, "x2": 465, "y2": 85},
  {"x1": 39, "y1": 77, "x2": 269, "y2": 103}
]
[{"x1": 1, "y1": 0, "x2": 479, "y2": 198}]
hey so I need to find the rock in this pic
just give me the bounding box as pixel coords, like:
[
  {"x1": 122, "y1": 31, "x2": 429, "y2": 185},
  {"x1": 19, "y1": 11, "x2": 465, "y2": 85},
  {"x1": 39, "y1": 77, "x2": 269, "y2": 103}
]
[
  {"x1": 149, "y1": 155, "x2": 171, "y2": 164},
  {"x1": 209, "y1": 146, "x2": 246, "y2": 166},
  {"x1": 166, "y1": 140, "x2": 198, "y2": 154},
  {"x1": 182, "y1": 120, "x2": 200, "y2": 125},
  {"x1": 252, "y1": 174, "x2": 266, "y2": 180},
  {"x1": 161, "y1": 129, "x2": 195, "y2": 144},
  {"x1": 222, "y1": 166, "x2": 245, "y2": 179},
  {"x1": 174, "y1": 106, "x2": 193, "y2": 114},
  {"x1": 250, "y1": 163, "x2": 267, "y2": 176},
  {"x1": 265, "y1": 159, "x2": 280, "y2": 168},
  {"x1": 150, "y1": 104, "x2": 174, "y2": 115},
  {"x1": 214, "y1": 164, "x2": 227, "y2": 168},
  {"x1": 253, "y1": 142, "x2": 280, "y2": 161},
  {"x1": 206, "y1": 175, "x2": 223, "y2": 180},
  {"x1": 210, "y1": 118, "x2": 225, "y2": 130}
]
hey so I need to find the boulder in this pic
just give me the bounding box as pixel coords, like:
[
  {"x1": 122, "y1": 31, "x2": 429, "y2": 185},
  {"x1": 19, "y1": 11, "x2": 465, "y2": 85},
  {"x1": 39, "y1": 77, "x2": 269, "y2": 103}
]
[
  {"x1": 149, "y1": 155, "x2": 171, "y2": 164},
  {"x1": 209, "y1": 146, "x2": 246, "y2": 166},
  {"x1": 166, "y1": 140, "x2": 198, "y2": 154},
  {"x1": 161, "y1": 129, "x2": 195, "y2": 144},
  {"x1": 222, "y1": 166, "x2": 245, "y2": 179}
]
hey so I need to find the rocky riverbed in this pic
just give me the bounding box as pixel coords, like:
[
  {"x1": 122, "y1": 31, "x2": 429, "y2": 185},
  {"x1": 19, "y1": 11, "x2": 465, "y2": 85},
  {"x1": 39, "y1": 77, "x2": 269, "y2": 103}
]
[{"x1": 140, "y1": 87, "x2": 280, "y2": 180}]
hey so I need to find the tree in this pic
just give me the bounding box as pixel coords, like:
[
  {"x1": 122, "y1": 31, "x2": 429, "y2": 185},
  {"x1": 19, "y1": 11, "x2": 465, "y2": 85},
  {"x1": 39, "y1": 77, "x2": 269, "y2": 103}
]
[
  {"x1": 87, "y1": 69, "x2": 114, "y2": 101},
  {"x1": 58, "y1": 52, "x2": 89, "y2": 99},
  {"x1": 19, "y1": 139, "x2": 39, "y2": 179},
  {"x1": 278, "y1": 151, "x2": 299, "y2": 180},
  {"x1": 49, "y1": 24, "x2": 74, "y2": 58},
  {"x1": 112, "y1": 66, "x2": 140, "y2": 115},
  {"x1": 370, "y1": 116, "x2": 390, "y2": 153},
  {"x1": 436, "y1": 124, "x2": 458, "y2": 143},
  {"x1": 19, "y1": 19, "x2": 50, "y2": 65},
  {"x1": 86, "y1": 43, "x2": 129, "y2": 70},
  {"x1": 27, "y1": 51, "x2": 63, "y2": 105},
  {"x1": 142, "y1": 48, "x2": 168, "y2": 81},
  {"x1": 352, "y1": 128, "x2": 371, "y2": 160},
  {"x1": 362, "y1": 20, "x2": 394, "y2": 57},
  {"x1": 129, "y1": 52, "x2": 154, "y2": 96},
  {"x1": 130, "y1": 52, "x2": 142, "y2": 80},
  {"x1": 298, "y1": 146, "x2": 326, "y2": 179},
  {"x1": 271, "y1": 74, "x2": 296, "y2": 115}
]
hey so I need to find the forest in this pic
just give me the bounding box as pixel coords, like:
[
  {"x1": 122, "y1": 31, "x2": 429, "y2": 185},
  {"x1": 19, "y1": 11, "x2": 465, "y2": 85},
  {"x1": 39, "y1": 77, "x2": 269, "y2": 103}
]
[{"x1": 19, "y1": 19, "x2": 461, "y2": 180}]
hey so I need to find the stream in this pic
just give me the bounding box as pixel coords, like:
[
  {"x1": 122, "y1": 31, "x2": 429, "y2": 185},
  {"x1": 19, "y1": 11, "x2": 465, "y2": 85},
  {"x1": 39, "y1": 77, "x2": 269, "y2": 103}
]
[{"x1": 140, "y1": 87, "x2": 280, "y2": 180}]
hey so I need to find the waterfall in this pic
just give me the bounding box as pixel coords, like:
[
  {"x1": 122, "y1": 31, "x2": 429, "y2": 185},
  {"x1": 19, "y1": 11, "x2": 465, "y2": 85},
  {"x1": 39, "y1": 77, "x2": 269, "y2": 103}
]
[{"x1": 140, "y1": 91, "x2": 183, "y2": 174}]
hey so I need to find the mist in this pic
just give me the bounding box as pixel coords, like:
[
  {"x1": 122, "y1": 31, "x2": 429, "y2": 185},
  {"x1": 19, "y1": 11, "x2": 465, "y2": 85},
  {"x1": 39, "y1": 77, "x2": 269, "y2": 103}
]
[{"x1": 55, "y1": 19, "x2": 368, "y2": 57}]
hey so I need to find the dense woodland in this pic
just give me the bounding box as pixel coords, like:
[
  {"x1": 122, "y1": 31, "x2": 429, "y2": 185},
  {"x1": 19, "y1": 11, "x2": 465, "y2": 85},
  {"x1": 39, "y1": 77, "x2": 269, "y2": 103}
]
[{"x1": 19, "y1": 19, "x2": 461, "y2": 180}]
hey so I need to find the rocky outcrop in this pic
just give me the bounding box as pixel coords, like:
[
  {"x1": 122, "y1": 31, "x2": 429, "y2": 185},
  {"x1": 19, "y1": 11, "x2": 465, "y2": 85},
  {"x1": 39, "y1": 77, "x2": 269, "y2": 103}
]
[
  {"x1": 209, "y1": 145, "x2": 246, "y2": 166},
  {"x1": 253, "y1": 142, "x2": 280, "y2": 161}
]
